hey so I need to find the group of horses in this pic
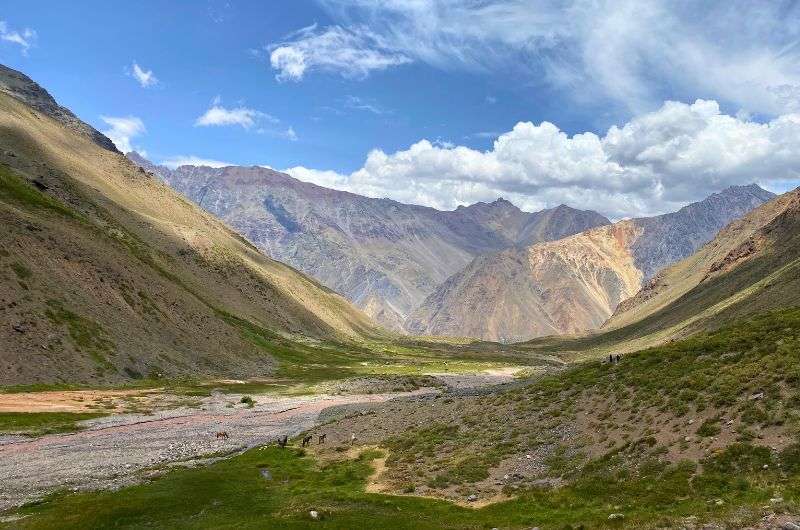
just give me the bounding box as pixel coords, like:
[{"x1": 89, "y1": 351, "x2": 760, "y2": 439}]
[{"x1": 213, "y1": 431, "x2": 333, "y2": 448}]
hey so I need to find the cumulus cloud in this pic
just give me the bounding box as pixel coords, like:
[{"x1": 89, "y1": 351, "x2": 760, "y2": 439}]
[
  {"x1": 195, "y1": 96, "x2": 277, "y2": 128},
  {"x1": 130, "y1": 62, "x2": 158, "y2": 88},
  {"x1": 305, "y1": 0, "x2": 800, "y2": 116},
  {"x1": 285, "y1": 100, "x2": 800, "y2": 219},
  {"x1": 0, "y1": 21, "x2": 36, "y2": 54},
  {"x1": 100, "y1": 116, "x2": 146, "y2": 154},
  {"x1": 268, "y1": 23, "x2": 411, "y2": 81},
  {"x1": 160, "y1": 155, "x2": 232, "y2": 169},
  {"x1": 194, "y1": 97, "x2": 298, "y2": 141}
]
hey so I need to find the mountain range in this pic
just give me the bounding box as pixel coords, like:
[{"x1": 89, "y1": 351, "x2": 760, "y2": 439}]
[
  {"x1": 131, "y1": 154, "x2": 775, "y2": 341},
  {"x1": 129, "y1": 154, "x2": 610, "y2": 330},
  {"x1": 407, "y1": 184, "x2": 775, "y2": 341}
]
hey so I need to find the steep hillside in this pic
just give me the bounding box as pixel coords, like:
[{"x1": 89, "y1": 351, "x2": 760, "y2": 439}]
[
  {"x1": 407, "y1": 185, "x2": 774, "y2": 341},
  {"x1": 131, "y1": 154, "x2": 609, "y2": 329},
  {"x1": 517, "y1": 187, "x2": 800, "y2": 360},
  {"x1": 588, "y1": 187, "x2": 800, "y2": 349},
  {"x1": 0, "y1": 66, "x2": 382, "y2": 385},
  {"x1": 607, "y1": 188, "x2": 800, "y2": 330}
]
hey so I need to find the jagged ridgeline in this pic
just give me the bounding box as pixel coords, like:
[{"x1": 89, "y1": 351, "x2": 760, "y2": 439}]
[{"x1": 0, "y1": 64, "x2": 384, "y2": 385}]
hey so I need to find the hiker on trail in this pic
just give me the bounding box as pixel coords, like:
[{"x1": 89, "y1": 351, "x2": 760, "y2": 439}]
[
  {"x1": 609, "y1": 354, "x2": 613, "y2": 363},
  {"x1": 350, "y1": 433, "x2": 356, "y2": 445}
]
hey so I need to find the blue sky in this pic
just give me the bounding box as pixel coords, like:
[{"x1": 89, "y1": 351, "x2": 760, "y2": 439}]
[
  {"x1": 2, "y1": 1, "x2": 800, "y2": 218},
  {"x1": 1, "y1": 1, "x2": 569, "y2": 171}
]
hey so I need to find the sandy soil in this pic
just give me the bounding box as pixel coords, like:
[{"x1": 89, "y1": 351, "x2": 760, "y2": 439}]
[{"x1": 0, "y1": 389, "x2": 165, "y2": 413}]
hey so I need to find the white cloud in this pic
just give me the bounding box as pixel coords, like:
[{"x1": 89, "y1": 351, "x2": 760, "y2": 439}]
[
  {"x1": 0, "y1": 21, "x2": 36, "y2": 54},
  {"x1": 343, "y1": 95, "x2": 390, "y2": 115},
  {"x1": 282, "y1": 126, "x2": 298, "y2": 142},
  {"x1": 285, "y1": 100, "x2": 800, "y2": 219},
  {"x1": 130, "y1": 62, "x2": 158, "y2": 88},
  {"x1": 100, "y1": 115, "x2": 145, "y2": 154},
  {"x1": 309, "y1": 0, "x2": 800, "y2": 116},
  {"x1": 160, "y1": 155, "x2": 232, "y2": 169},
  {"x1": 466, "y1": 131, "x2": 502, "y2": 140},
  {"x1": 268, "y1": 23, "x2": 412, "y2": 81},
  {"x1": 195, "y1": 96, "x2": 278, "y2": 129}
]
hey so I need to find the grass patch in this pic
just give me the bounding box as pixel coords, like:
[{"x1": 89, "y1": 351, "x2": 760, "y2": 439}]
[
  {"x1": 5, "y1": 443, "x2": 798, "y2": 529},
  {"x1": 0, "y1": 164, "x2": 82, "y2": 220},
  {"x1": 0, "y1": 412, "x2": 106, "y2": 436},
  {"x1": 10, "y1": 262, "x2": 31, "y2": 279},
  {"x1": 44, "y1": 300, "x2": 115, "y2": 369}
]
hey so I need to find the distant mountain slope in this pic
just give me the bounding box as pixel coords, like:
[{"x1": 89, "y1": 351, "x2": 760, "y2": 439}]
[
  {"x1": 130, "y1": 154, "x2": 610, "y2": 329},
  {"x1": 407, "y1": 185, "x2": 775, "y2": 342},
  {"x1": 0, "y1": 65, "x2": 381, "y2": 385},
  {"x1": 601, "y1": 186, "x2": 800, "y2": 340}
]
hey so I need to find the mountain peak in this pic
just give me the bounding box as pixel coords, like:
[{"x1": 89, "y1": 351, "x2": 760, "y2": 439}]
[
  {"x1": 715, "y1": 183, "x2": 775, "y2": 201},
  {"x1": 460, "y1": 197, "x2": 521, "y2": 212}
]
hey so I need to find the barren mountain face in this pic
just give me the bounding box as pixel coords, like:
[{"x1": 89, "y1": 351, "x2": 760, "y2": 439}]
[
  {"x1": 132, "y1": 155, "x2": 610, "y2": 330},
  {"x1": 407, "y1": 185, "x2": 775, "y2": 342},
  {"x1": 605, "y1": 186, "x2": 800, "y2": 334}
]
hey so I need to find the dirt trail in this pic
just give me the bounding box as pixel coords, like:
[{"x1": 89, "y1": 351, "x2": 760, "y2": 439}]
[{"x1": 0, "y1": 389, "x2": 434, "y2": 512}]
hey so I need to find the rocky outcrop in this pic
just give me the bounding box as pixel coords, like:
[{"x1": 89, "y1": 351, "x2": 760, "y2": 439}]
[
  {"x1": 408, "y1": 185, "x2": 775, "y2": 341},
  {"x1": 131, "y1": 156, "x2": 610, "y2": 330}
]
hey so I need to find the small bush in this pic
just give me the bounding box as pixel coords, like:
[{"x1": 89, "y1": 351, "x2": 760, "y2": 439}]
[
  {"x1": 696, "y1": 419, "x2": 721, "y2": 437},
  {"x1": 240, "y1": 396, "x2": 255, "y2": 407}
]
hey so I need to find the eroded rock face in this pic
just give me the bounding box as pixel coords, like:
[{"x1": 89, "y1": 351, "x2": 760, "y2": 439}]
[
  {"x1": 130, "y1": 155, "x2": 609, "y2": 330},
  {"x1": 407, "y1": 185, "x2": 775, "y2": 341}
]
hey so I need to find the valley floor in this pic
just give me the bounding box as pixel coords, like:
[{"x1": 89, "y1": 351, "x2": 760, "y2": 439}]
[
  {"x1": 3, "y1": 308, "x2": 800, "y2": 528},
  {"x1": 0, "y1": 370, "x2": 521, "y2": 514}
]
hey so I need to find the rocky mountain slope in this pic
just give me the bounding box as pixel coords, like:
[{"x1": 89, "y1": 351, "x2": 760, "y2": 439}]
[
  {"x1": 130, "y1": 154, "x2": 610, "y2": 330},
  {"x1": 0, "y1": 65, "x2": 382, "y2": 385},
  {"x1": 407, "y1": 185, "x2": 775, "y2": 342},
  {"x1": 596, "y1": 185, "x2": 800, "y2": 346}
]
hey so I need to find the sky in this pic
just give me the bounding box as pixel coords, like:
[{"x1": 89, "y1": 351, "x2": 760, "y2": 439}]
[{"x1": 2, "y1": 0, "x2": 800, "y2": 219}]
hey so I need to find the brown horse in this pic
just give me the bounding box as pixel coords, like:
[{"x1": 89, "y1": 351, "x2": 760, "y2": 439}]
[
  {"x1": 302, "y1": 435, "x2": 313, "y2": 447},
  {"x1": 215, "y1": 431, "x2": 229, "y2": 439},
  {"x1": 278, "y1": 435, "x2": 288, "y2": 448},
  {"x1": 318, "y1": 433, "x2": 326, "y2": 444}
]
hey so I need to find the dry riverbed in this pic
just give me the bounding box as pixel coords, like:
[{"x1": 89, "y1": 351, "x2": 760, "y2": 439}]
[{"x1": 0, "y1": 370, "x2": 524, "y2": 512}]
